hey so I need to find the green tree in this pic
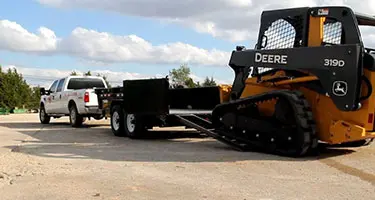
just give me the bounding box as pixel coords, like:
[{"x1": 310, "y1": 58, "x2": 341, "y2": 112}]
[
  {"x1": 168, "y1": 64, "x2": 199, "y2": 88},
  {"x1": 28, "y1": 86, "x2": 41, "y2": 109},
  {"x1": 84, "y1": 70, "x2": 92, "y2": 76},
  {"x1": 0, "y1": 67, "x2": 34, "y2": 109},
  {"x1": 0, "y1": 65, "x2": 45, "y2": 111},
  {"x1": 202, "y1": 76, "x2": 217, "y2": 87},
  {"x1": 70, "y1": 71, "x2": 78, "y2": 76},
  {"x1": 0, "y1": 65, "x2": 7, "y2": 108},
  {"x1": 96, "y1": 73, "x2": 111, "y2": 88},
  {"x1": 184, "y1": 77, "x2": 198, "y2": 88}
]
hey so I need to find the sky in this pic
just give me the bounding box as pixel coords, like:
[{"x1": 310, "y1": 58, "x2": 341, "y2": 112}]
[{"x1": 0, "y1": 0, "x2": 375, "y2": 88}]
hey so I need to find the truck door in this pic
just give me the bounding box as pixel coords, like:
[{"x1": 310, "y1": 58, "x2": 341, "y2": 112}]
[
  {"x1": 44, "y1": 80, "x2": 58, "y2": 113},
  {"x1": 54, "y1": 78, "x2": 66, "y2": 114}
]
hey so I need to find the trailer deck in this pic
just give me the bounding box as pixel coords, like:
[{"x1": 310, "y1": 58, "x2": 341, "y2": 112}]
[
  {"x1": 94, "y1": 78, "x2": 275, "y2": 152},
  {"x1": 94, "y1": 78, "x2": 254, "y2": 151}
]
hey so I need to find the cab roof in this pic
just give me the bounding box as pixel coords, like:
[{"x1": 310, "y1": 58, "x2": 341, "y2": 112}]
[{"x1": 355, "y1": 12, "x2": 375, "y2": 26}]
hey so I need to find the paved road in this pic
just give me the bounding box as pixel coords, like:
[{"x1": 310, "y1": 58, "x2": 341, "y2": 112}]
[{"x1": 0, "y1": 114, "x2": 374, "y2": 200}]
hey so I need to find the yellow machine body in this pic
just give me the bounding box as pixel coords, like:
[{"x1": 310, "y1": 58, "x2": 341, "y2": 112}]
[{"x1": 218, "y1": 14, "x2": 375, "y2": 145}]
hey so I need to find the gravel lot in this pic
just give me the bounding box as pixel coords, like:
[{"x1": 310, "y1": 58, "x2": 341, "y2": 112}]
[{"x1": 0, "y1": 114, "x2": 374, "y2": 200}]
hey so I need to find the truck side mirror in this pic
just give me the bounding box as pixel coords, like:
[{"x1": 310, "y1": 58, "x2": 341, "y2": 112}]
[
  {"x1": 40, "y1": 88, "x2": 50, "y2": 95},
  {"x1": 40, "y1": 87, "x2": 46, "y2": 95}
]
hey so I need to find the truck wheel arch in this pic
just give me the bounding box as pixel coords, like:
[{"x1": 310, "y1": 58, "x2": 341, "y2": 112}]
[
  {"x1": 68, "y1": 100, "x2": 77, "y2": 112},
  {"x1": 68, "y1": 100, "x2": 74, "y2": 108}
]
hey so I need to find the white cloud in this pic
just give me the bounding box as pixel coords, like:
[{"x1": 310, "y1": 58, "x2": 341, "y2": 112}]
[
  {"x1": 2, "y1": 65, "x2": 153, "y2": 88},
  {"x1": 0, "y1": 20, "x2": 58, "y2": 53},
  {"x1": 60, "y1": 27, "x2": 230, "y2": 66},
  {"x1": 2, "y1": 65, "x2": 230, "y2": 88},
  {"x1": 36, "y1": 0, "x2": 375, "y2": 42},
  {"x1": 0, "y1": 20, "x2": 230, "y2": 66},
  {"x1": 3, "y1": 1, "x2": 375, "y2": 74}
]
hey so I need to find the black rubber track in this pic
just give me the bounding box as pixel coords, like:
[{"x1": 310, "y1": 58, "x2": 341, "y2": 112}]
[{"x1": 211, "y1": 89, "x2": 318, "y2": 157}]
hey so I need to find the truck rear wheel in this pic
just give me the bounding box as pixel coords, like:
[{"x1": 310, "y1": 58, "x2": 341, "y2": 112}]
[
  {"x1": 110, "y1": 105, "x2": 126, "y2": 137},
  {"x1": 69, "y1": 105, "x2": 83, "y2": 127},
  {"x1": 39, "y1": 105, "x2": 50, "y2": 124},
  {"x1": 124, "y1": 113, "x2": 147, "y2": 138}
]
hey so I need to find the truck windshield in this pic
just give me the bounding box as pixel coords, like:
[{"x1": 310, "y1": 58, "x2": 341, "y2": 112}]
[{"x1": 67, "y1": 78, "x2": 106, "y2": 90}]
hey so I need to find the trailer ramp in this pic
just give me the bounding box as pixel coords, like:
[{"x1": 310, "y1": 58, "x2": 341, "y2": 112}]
[{"x1": 172, "y1": 110, "x2": 264, "y2": 152}]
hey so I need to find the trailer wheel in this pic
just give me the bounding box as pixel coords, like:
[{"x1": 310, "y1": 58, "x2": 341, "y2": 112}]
[
  {"x1": 110, "y1": 105, "x2": 126, "y2": 137},
  {"x1": 124, "y1": 113, "x2": 146, "y2": 138}
]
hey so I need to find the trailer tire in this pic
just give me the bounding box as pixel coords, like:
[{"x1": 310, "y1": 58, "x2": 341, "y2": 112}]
[
  {"x1": 110, "y1": 105, "x2": 126, "y2": 137},
  {"x1": 124, "y1": 113, "x2": 147, "y2": 139}
]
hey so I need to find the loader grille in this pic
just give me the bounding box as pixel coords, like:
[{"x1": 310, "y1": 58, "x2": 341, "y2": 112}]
[
  {"x1": 253, "y1": 16, "x2": 343, "y2": 76},
  {"x1": 260, "y1": 19, "x2": 297, "y2": 50},
  {"x1": 255, "y1": 16, "x2": 304, "y2": 75}
]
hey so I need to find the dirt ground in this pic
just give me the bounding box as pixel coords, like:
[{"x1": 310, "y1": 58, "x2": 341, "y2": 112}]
[{"x1": 0, "y1": 114, "x2": 374, "y2": 200}]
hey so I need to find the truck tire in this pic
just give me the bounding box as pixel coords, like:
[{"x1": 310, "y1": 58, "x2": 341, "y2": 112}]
[
  {"x1": 39, "y1": 105, "x2": 50, "y2": 124},
  {"x1": 124, "y1": 113, "x2": 147, "y2": 138},
  {"x1": 110, "y1": 105, "x2": 126, "y2": 137},
  {"x1": 69, "y1": 104, "x2": 83, "y2": 127}
]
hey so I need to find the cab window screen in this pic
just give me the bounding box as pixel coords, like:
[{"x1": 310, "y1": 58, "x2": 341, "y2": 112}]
[{"x1": 67, "y1": 78, "x2": 105, "y2": 90}]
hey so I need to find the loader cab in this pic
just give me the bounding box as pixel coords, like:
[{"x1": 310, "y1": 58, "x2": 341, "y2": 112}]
[
  {"x1": 228, "y1": 6, "x2": 375, "y2": 111},
  {"x1": 355, "y1": 13, "x2": 375, "y2": 70},
  {"x1": 250, "y1": 6, "x2": 375, "y2": 79},
  {"x1": 252, "y1": 6, "x2": 373, "y2": 74}
]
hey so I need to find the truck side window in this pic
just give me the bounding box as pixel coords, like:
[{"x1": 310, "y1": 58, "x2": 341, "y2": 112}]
[
  {"x1": 49, "y1": 80, "x2": 59, "y2": 93},
  {"x1": 56, "y1": 78, "x2": 65, "y2": 92}
]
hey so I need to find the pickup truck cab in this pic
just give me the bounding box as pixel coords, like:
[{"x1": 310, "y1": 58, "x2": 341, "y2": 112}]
[{"x1": 39, "y1": 75, "x2": 108, "y2": 127}]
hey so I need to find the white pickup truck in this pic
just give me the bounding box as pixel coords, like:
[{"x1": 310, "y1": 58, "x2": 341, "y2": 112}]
[{"x1": 39, "y1": 75, "x2": 108, "y2": 127}]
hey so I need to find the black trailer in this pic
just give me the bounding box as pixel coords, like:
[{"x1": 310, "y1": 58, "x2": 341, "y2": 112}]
[{"x1": 94, "y1": 78, "x2": 249, "y2": 151}]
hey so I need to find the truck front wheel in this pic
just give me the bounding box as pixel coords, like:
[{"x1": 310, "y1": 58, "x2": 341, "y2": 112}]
[{"x1": 39, "y1": 105, "x2": 50, "y2": 124}]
